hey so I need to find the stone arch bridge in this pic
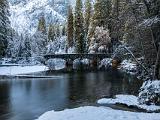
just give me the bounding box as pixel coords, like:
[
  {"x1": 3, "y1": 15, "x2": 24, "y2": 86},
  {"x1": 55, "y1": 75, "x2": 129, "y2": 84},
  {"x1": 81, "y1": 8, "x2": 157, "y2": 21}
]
[{"x1": 44, "y1": 53, "x2": 111, "y2": 70}]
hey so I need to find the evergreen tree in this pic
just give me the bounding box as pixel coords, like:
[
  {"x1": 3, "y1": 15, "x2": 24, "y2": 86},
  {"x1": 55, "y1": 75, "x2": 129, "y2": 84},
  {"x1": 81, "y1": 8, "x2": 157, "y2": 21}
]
[
  {"x1": 32, "y1": 31, "x2": 47, "y2": 56},
  {"x1": 142, "y1": 0, "x2": 160, "y2": 79},
  {"x1": 67, "y1": 5, "x2": 74, "y2": 48},
  {"x1": 48, "y1": 24, "x2": 56, "y2": 42},
  {"x1": 38, "y1": 15, "x2": 47, "y2": 34},
  {"x1": 110, "y1": 0, "x2": 128, "y2": 40},
  {"x1": 84, "y1": 0, "x2": 92, "y2": 34},
  {"x1": 74, "y1": 0, "x2": 86, "y2": 53},
  {"x1": 62, "y1": 25, "x2": 66, "y2": 36},
  {"x1": 32, "y1": 16, "x2": 47, "y2": 56},
  {"x1": 56, "y1": 25, "x2": 60, "y2": 38},
  {"x1": 0, "y1": 0, "x2": 10, "y2": 56},
  {"x1": 18, "y1": 35, "x2": 31, "y2": 58},
  {"x1": 92, "y1": 0, "x2": 111, "y2": 29},
  {"x1": 84, "y1": 0, "x2": 92, "y2": 51},
  {"x1": 88, "y1": 0, "x2": 111, "y2": 47}
]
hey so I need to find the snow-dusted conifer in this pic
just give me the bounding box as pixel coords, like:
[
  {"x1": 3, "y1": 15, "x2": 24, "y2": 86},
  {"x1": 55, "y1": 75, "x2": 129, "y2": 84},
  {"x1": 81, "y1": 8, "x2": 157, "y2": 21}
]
[
  {"x1": 62, "y1": 25, "x2": 66, "y2": 36},
  {"x1": 89, "y1": 27, "x2": 111, "y2": 53},
  {"x1": 74, "y1": 0, "x2": 86, "y2": 53},
  {"x1": 31, "y1": 16, "x2": 47, "y2": 56},
  {"x1": 67, "y1": 5, "x2": 74, "y2": 48},
  {"x1": 38, "y1": 15, "x2": 47, "y2": 34},
  {"x1": 48, "y1": 24, "x2": 56, "y2": 42},
  {"x1": 56, "y1": 25, "x2": 60, "y2": 38},
  {"x1": 0, "y1": 0, "x2": 10, "y2": 56},
  {"x1": 92, "y1": 0, "x2": 111, "y2": 29},
  {"x1": 84, "y1": 0, "x2": 92, "y2": 34}
]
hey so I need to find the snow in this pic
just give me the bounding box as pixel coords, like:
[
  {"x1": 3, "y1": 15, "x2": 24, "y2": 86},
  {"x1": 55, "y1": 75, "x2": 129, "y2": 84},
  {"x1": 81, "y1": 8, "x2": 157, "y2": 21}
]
[
  {"x1": 81, "y1": 59, "x2": 90, "y2": 65},
  {"x1": 138, "y1": 80, "x2": 160, "y2": 105},
  {"x1": 0, "y1": 65, "x2": 48, "y2": 75},
  {"x1": 97, "y1": 95, "x2": 160, "y2": 112},
  {"x1": 99, "y1": 58, "x2": 112, "y2": 68},
  {"x1": 67, "y1": 47, "x2": 75, "y2": 54},
  {"x1": 36, "y1": 106, "x2": 160, "y2": 120},
  {"x1": 140, "y1": 80, "x2": 160, "y2": 94},
  {"x1": 119, "y1": 60, "x2": 137, "y2": 74},
  {"x1": 9, "y1": 0, "x2": 66, "y2": 35},
  {"x1": 139, "y1": 16, "x2": 160, "y2": 27},
  {"x1": 47, "y1": 36, "x2": 67, "y2": 54},
  {"x1": 46, "y1": 59, "x2": 65, "y2": 70}
]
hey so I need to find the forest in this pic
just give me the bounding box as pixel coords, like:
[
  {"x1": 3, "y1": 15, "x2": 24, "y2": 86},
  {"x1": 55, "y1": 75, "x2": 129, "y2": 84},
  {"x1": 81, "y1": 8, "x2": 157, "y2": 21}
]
[{"x1": 0, "y1": 0, "x2": 160, "y2": 120}]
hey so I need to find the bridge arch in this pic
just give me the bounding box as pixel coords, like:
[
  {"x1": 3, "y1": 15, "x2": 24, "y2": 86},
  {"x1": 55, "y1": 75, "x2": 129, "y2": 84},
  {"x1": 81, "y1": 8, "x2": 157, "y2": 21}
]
[{"x1": 44, "y1": 53, "x2": 111, "y2": 70}]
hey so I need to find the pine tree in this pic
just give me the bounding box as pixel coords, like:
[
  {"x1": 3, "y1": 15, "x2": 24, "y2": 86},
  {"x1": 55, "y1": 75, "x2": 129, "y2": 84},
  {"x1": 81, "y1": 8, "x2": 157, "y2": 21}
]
[
  {"x1": 48, "y1": 24, "x2": 56, "y2": 42},
  {"x1": 62, "y1": 25, "x2": 66, "y2": 36},
  {"x1": 110, "y1": 0, "x2": 128, "y2": 40},
  {"x1": 84, "y1": 0, "x2": 92, "y2": 51},
  {"x1": 0, "y1": 0, "x2": 10, "y2": 56},
  {"x1": 33, "y1": 15, "x2": 47, "y2": 55},
  {"x1": 74, "y1": 0, "x2": 86, "y2": 53},
  {"x1": 84, "y1": 0, "x2": 92, "y2": 34},
  {"x1": 67, "y1": 5, "x2": 74, "y2": 48},
  {"x1": 92, "y1": 0, "x2": 111, "y2": 29},
  {"x1": 19, "y1": 35, "x2": 31, "y2": 58},
  {"x1": 38, "y1": 15, "x2": 47, "y2": 34},
  {"x1": 142, "y1": 0, "x2": 160, "y2": 79},
  {"x1": 56, "y1": 25, "x2": 60, "y2": 38}
]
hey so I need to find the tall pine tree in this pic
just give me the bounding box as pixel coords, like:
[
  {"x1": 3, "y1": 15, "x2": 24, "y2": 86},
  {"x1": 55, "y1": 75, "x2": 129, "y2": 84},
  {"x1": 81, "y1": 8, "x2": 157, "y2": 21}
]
[
  {"x1": 56, "y1": 25, "x2": 60, "y2": 38},
  {"x1": 62, "y1": 25, "x2": 66, "y2": 36},
  {"x1": 84, "y1": 0, "x2": 92, "y2": 34},
  {"x1": 0, "y1": 0, "x2": 10, "y2": 57},
  {"x1": 92, "y1": 0, "x2": 111, "y2": 29},
  {"x1": 38, "y1": 15, "x2": 47, "y2": 34},
  {"x1": 74, "y1": 0, "x2": 86, "y2": 53},
  {"x1": 88, "y1": 0, "x2": 111, "y2": 47},
  {"x1": 48, "y1": 24, "x2": 56, "y2": 42},
  {"x1": 67, "y1": 5, "x2": 74, "y2": 48},
  {"x1": 32, "y1": 15, "x2": 47, "y2": 56},
  {"x1": 84, "y1": 0, "x2": 92, "y2": 51}
]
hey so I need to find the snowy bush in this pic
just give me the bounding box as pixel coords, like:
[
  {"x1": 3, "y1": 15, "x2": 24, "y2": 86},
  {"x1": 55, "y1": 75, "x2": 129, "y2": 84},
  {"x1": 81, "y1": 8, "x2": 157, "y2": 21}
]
[
  {"x1": 112, "y1": 44, "x2": 133, "y2": 61},
  {"x1": 73, "y1": 59, "x2": 90, "y2": 70},
  {"x1": 138, "y1": 80, "x2": 160, "y2": 105},
  {"x1": 120, "y1": 60, "x2": 137, "y2": 74},
  {"x1": 73, "y1": 59, "x2": 81, "y2": 69},
  {"x1": 89, "y1": 27, "x2": 111, "y2": 53},
  {"x1": 31, "y1": 31, "x2": 47, "y2": 56},
  {"x1": 46, "y1": 36, "x2": 66, "y2": 54},
  {"x1": 99, "y1": 58, "x2": 112, "y2": 69},
  {"x1": 16, "y1": 57, "x2": 42, "y2": 65},
  {"x1": 67, "y1": 47, "x2": 76, "y2": 54},
  {"x1": 46, "y1": 59, "x2": 65, "y2": 70}
]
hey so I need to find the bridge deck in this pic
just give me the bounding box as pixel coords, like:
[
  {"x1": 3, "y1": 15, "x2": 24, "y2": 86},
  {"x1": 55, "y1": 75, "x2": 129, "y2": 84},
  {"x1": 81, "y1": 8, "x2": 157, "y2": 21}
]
[{"x1": 44, "y1": 53, "x2": 111, "y2": 60}]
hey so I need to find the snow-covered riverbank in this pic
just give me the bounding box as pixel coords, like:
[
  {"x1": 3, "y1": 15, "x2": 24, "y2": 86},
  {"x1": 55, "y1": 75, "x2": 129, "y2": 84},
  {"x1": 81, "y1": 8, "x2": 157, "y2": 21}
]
[
  {"x1": 36, "y1": 106, "x2": 160, "y2": 120},
  {"x1": 0, "y1": 65, "x2": 48, "y2": 75},
  {"x1": 98, "y1": 95, "x2": 160, "y2": 112}
]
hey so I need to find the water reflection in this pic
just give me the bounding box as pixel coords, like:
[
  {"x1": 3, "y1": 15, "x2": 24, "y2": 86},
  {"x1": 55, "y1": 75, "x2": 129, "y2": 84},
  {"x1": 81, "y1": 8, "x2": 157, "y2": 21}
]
[
  {"x1": 0, "y1": 81, "x2": 11, "y2": 120},
  {"x1": 0, "y1": 70, "x2": 142, "y2": 120}
]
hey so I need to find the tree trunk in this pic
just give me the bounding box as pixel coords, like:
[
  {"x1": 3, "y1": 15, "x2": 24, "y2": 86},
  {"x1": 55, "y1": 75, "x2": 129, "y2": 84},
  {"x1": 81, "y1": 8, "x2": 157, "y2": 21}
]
[{"x1": 153, "y1": 44, "x2": 160, "y2": 80}]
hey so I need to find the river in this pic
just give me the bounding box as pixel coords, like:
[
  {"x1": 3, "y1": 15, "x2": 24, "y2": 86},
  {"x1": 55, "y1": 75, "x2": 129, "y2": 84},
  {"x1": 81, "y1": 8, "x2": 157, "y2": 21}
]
[{"x1": 0, "y1": 70, "x2": 142, "y2": 120}]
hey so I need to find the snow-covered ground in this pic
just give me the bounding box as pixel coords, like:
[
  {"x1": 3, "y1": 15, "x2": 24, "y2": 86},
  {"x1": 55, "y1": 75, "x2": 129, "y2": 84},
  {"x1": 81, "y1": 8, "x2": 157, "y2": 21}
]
[
  {"x1": 36, "y1": 106, "x2": 160, "y2": 120},
  {"x1": 98, "y1": 95, "x2": 160, "y2": 112},
  {"x1": 0, "y1": 65, "x2": 48, "y2": 75}
]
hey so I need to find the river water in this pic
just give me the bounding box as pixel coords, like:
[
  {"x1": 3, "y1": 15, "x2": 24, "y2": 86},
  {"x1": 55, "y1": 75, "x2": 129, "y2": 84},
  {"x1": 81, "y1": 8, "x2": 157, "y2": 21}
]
[{"x1": 0, "y1": 70, "x2": 143, "y2": 120}]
